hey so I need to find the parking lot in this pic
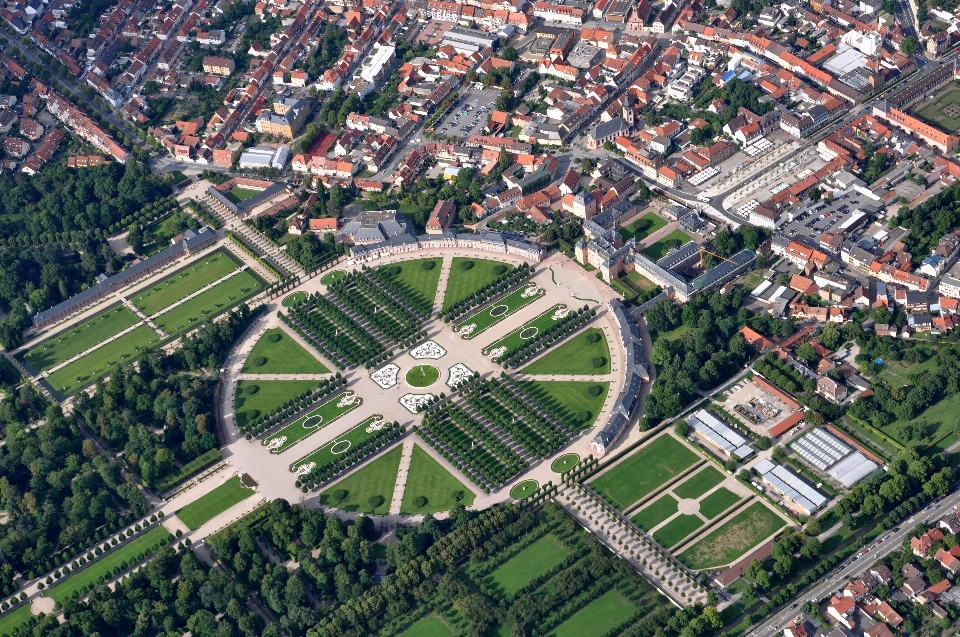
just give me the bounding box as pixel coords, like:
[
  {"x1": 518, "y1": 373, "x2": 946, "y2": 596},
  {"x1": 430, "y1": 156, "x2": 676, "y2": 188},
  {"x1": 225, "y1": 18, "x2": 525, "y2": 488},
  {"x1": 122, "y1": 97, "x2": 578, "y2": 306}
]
[
  {"x1": 434, "y1": 87, "x2": 501, "y2": 140},
  {"x1": 780, "y1": 189, "x2": 881, "y2": 240}
]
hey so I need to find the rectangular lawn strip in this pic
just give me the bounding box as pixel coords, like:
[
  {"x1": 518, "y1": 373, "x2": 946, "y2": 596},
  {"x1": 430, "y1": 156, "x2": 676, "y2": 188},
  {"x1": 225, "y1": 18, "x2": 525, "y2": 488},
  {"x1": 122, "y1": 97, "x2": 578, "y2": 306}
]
[
  {"x1": 548, "y1": 588, "x2": 638, "y2": 637},
  {"x1": 589, "y1": 434, "x2": 699, "y2": 510},
  {"x1": 642, "y1": 229, "x2": 693, "y2": 260},
  {"x1": 400, "y1": 444, "x2": 475, "y2": 514},
  {"x1": 241, "y1": 327, "x2": 330, "y2": 374},
  {"x1": 229, "y1": 187, "x2": 259, "y2": 202},
  {"x1": 382, "y1": 258, "x2": 443, "y2": 308},
  {"x1": 234, "y1": 380, "x2": 319, "y2": 428},
  {"x1": 652, "y1": 514, "x2": 704, "y2": 548},
  {"x1": 0, "y1": 604, "x2": 31, "y2": 635},
  {"x1": 24, "y1": 305, "x2": 140, "y2": 372},
  {"x1": 46, "y1": 525, "x2": 172, "y2": 603},
  {"x1": 521, "y1": 380, "x2": 609, "y2": 429},
  {"x1": 486, "y1": 534, "x2": 572, "y2": 598},
  {"x1": 619, "y1": 212, "x2": 667, "y2": 242},
  {"x1": 673, "y1": 466, "x2": 726, "y2": 500},
  {"x1": 289, "y1": 416, "x2": 384, "y2": 477},
  {"x1": 153, "y1": 269, "x2": 264, "y2": 335},
  {"x1": 630, "y1": 494, "x2": 679, "y2": 531},
  {"x1": 399, "y1": 614, "x2": 456, "y2": 637},
  {"x1": 131, "y1": 250, "x2": 241, "y2": 316},
  {"x1": 46, "y1": 325, "x2": 162, "y2": 395},
  {"x1": 520, "y1": 327, "x2": 610, "y2": 375},
  {"x1": 443, "y1": 258, "x2": 511, "y2": 311},
  {"x1": 455, "y1": 284, "x2": 544, "y2": 338},
  {"x1": 678, "y1": 501, "x2": 786, "y2": 570},
  {"x1": 699, "y1": 488, "x2": 742, "y2": 519},
  {"x1": 482, "y1": 304, "x2": 565, "y2": 356},
  {"x1": 176, "y1": 475, "x2": 256, "y2": 531},
  {"x1": 263, "y1": 390, "x2": 361, "y2": 453},
  {"x1": 319, "y1": 445, "x2": 402, "y2": 514}
]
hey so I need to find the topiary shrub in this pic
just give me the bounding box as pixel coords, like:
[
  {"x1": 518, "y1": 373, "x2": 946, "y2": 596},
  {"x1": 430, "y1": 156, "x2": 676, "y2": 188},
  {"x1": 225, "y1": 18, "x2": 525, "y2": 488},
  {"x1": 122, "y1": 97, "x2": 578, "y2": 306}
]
[
  {"x1": 587, "y1": 385, "x2": 603, "y2": 397},
  {"x1": 268, "y1": 332, "x2": 282, "y2": 342},
  {"x1": 492, "y1": 264, "x2": 507, "y2": 275},
  {"x1": 420, "y1": 261, "x2": 435, "y2": 271},
  {"x1": 586, "y1": 332, "x2": 601, "y2": 344},
  {"x1": 460, "y1": 260, "x2": 474, "y2": 271},
  {"x1": 243, "y1": 384, "x2": 259, "y2": 395},
  {"x1": 253, "y1": 357, "x2": 267, "y2": 366},
  {"x1": 367, "y1": 495, "x2": 385, "y2": 509},
  {"x1": 577, "y1": 411, "x2": 592, "y2": 422},
  {"x1": 412, "y1": 496, "x2": 428, "y2": 508},
  {"x1": 330, "y1": 489, "x2": 348, "y2": 504},
  {"x1": 453, "y1": 490, "x2": 465, "y2": 502},
  {"x1": 590, "y1": 357, "x2": 606, "y2": 368}
]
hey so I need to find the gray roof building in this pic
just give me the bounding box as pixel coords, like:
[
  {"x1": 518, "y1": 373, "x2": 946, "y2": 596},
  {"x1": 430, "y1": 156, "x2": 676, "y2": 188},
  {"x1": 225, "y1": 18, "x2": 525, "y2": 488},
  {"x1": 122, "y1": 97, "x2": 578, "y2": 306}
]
[{"x1": 341, "y1": 210, "x2": 415, "y2": 245}]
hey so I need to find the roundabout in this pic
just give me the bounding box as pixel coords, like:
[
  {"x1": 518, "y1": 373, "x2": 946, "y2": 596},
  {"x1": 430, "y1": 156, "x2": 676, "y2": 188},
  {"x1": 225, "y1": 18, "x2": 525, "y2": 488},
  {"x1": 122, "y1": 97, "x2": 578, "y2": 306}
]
[{"x1": 405, "y1": 364, "x2": 439, "y2": 388}]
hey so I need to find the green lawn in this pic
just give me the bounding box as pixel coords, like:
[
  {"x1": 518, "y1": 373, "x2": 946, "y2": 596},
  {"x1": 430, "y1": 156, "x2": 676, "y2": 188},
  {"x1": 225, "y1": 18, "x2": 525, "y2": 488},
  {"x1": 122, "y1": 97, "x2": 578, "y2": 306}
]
[
  {"x1": 241, "y1": 328, "x2": 330, "y2": 374},
  {"x1": 509, "y1": 480, "x2": 538, "y2": 500},
  {"x1": 916, "y1": 89, "x2": 960, "y2": 131},
  {"x1": 131, "y1": 250, "x2": 241, "y2": 316},
  {"x1": 0, "y1": 604, "x2": 32, "y2": 636},
  {"x1": 289, "y1": 416, "x2": 385, "y2": 478},
  {"x1": 406, "y1": 364, "x2": 440, "y2": 388},
  {"x1": 46, "y1": 325, "x2": 162, "y2": 395},
  {"x1": 443, "y1": 258, "x2": 511, "y2": 311},
  {"x1": 674, "y1": 466, "x2": 726, "y2": 500},
  {"x1": 455, "y1": 284, "x2": 544, "y2": 338},
  {"x1": 589, "y1": 435, "x2": 699, "y2": 510},
  {"x1": 24, "y1": 305, "x2": 140, "y2": 372},
  {"x1": 46, "y1": 525, "x2": 172, "y2": 603},
  {"x1": 153, "y1": 269, "x2": 264, "y2": 335},
  {"x1": 262, "y1": 390, "x2": 361, "y2": 454},
  {"x1": 550, "y1": 453, "x2": 579, "y2": 473},
  {"x1": 549, "y1": 588, "x2": 637, "y2": 637},
  {"x1": 382, "y1": 258, "x2": 443, "y2": 308},
  {"x1": 229, "y1": 187, "x2": 260, "y2": 202},
  {"x1": 320, "y1": 445, "x2": 402, "y2": 514},
  {"x1": 234, "y1": 380, "x2": 318, "y2": 427},
  {"x1": 652, "y1": 322, "x2": 693, "y2": 344},
  {"x1": 619, "y1": 212, "x2": 667, "y2": 242},
  {"x1": 282, "y1": 292, "x2": 307, "y2": 307},
  {"x1": 699, "y1": 488, "x2": 742, "y2": 519},
  {"x1": 881, "y1": 391, "x2": 960, "y2": 450},
  {"x1": 177, "y1": 476, "x2": 256, "y2": 530},
  {"x1": 642, "y1": 229, "x2": 693, "y2": 260},
  {"x1": 486, "y1": 534, "x2": 571, "y2": 598},
  {"x1": 520, "y1": 327, "x2": 610, "y2": 375},
  {"x1": 400, "y1": 444, "x2": 475, "y2": 514},
  {"x1": 679, "y1": 502, "x2": 786, "y2": 570},
  {"x1": 653, "y1": 514, "x2": 704, "y2": 548},
  {"x1": 521, "y1": 380, "x2": 609, "y2": 429},
  {"x1": 320, "y1": 270, "x2": 346, "y2": 286},
  {"x1": 630, "y1": 494, "x2": 679, "y2": 531},
  {"x1": 622, "y1": 270, "x2": 659, "y2": 293},
  {"x1": 876, "y1": 346, "x2": 939, "y2": 386},
  {"x1": 483, "y1": 304, "x2": 567, "y2": 358},
  {"x1": 399, "y1": 614, "x2": 456, "y2": 637}
]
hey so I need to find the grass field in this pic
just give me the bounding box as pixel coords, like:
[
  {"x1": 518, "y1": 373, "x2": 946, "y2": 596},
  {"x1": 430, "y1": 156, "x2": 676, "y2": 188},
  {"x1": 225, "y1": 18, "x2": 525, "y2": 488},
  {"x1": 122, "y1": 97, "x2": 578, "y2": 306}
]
[
  {"x1": 631, "y1": 494, "x2": 679, "y2": 531},
  {"x1": 46, "y1": 525, "x2": 172, "y2": 603},
  {"x1": 483, "y1": 304, "x2": 566, "y2": 357},
  {"x1": 406, "y1": 365, "x2": 440, "y2": 388},
  {"x1": 228, "y1": 187, "x2": 259, "y2": 203},
  {"x1": 916, "y1": 90, "x2": 960, "y2": 132},
  {"x1": 520, "y1": 328, "x2": 610, "y2": 375},
  {"x1": 289, "y1": 416, "x2": 384, "y2": 477},
  {"x1": 550, "y1": 453, "x2": 579, "y2": 473},
  {"x1": 153, "y1": 268, "x2": 263, "y2": 335},
  {"x1": 642, "y1": 229, "x2": 693, "y2": 261},
  {"x1": 699, "y1": 488, "x2": 741, "y2": 519},
  {"x1": 46, "y1": 325, "x2": 162, "y2": 395},
  {"x1": 234, "y1": 380, "x2": 318, "y2": 427},
  {"x1": 486, "y1": 534, "x2": 571, "y2": 598},
  {"x1": 400, "y1": 614, "x2": 456, "y2": 637},
  {"x1": 549, "y1": 588, "x2": 637, "y2": 637},
  {"x1": 653, "y1": 514, "x2": 704, "y2": 548},
  {"x1": 142, "y1": 211, "x2": 198, "y2": 256},
  {"x1": 131, "y1": 250, "x2": 241, "y2": 316},
  {"x1": 262, "y1": 390, "x2": 361, "y2": 453},
  {"x1": 320, "y1": 270, "x2": 346, "y2": 286},
  {"x1": 589, "y1": 435, "x2": 699, "y2": 510},
  {"x1": 622, "y1": 270, "x2": 659, "y2": 293},
  {"x1": 400, "y1": 444, "x2": 475, "y2": 514},
  {"x1": 320, "y1": 445, "x2": 402, "y2": 514},
  {"x1": 241, "y1": 328, "x2": 330, "y2": 374},
  {"x1": 674, "y1": 466, "x2": 726, "y2": 500},
  {"x1": 282, "y1": 291, "x2": 307, "y2": 307},
  {"x1": 509, "y1": 480, "x2": 538, "y2": 500},
  {"x1": 456, "y1": 284, "x2": 544, "y2": 338},
  {"x1": 679, "y1": 501, "x2": 785, "y2": 570},
  {"x1": 0, "y1": 604, "x2": 32, "y2": 636},
  {"x1": 25, "y1": 305, "x2": 140, "y2": 372},
  {"x1": 875, "y1": 346, "x2": 939, "y2": 386},
  {"x1": 443, "y1": 258, "x2": 510, "y2": 311},
  {"x1": 522, "y1": 381, "x2": 609, "y2": 429},
  {"x1": 383, "y1": 258, "x2": 443, "y2": 308},
  {"x1": 619, "y1": 212, "x2": 667, "y2": 242},
  {"x1": 177, "y1": 476, "x2": 255, "y2": 530},
  {"x1": 882, "y1": 393, "x2": 960, "y2": 449}
]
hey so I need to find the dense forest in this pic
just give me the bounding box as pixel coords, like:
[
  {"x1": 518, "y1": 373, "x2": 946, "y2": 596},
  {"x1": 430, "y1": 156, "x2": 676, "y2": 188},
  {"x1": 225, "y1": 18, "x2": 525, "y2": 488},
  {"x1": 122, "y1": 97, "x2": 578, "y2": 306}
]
[{"x1": 894, "y1": 181, "x2": 960, "y2": 261}]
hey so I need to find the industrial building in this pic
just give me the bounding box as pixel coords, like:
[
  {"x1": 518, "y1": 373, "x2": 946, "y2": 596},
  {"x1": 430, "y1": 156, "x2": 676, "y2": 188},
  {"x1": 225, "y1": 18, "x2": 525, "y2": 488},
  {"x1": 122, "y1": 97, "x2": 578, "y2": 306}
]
[
  {"x1": 687, "y1": 409, "x2": 754, "y2": 460},
  {"x1": 755, "y1": 459, "x2": 828, "y2": 516}
]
